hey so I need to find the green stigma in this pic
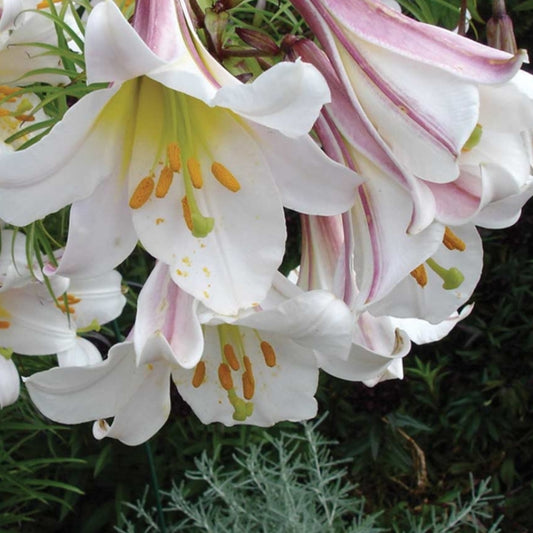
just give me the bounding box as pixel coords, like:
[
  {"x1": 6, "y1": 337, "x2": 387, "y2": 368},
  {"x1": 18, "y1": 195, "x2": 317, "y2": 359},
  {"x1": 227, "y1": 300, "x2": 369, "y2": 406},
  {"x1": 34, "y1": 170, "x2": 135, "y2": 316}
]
[{"x1": 426, "y1": 258, "x2": 465, "y2": 290}]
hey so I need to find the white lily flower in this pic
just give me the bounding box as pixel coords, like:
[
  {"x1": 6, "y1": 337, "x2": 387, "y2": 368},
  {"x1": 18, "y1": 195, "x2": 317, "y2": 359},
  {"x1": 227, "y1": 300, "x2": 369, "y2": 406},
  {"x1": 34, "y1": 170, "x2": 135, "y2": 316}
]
[
  {"x1": 25, "y1": 265, "x2": 353, "y2": 443},
  {"x1": 0, "y1": 0, "x2": 360, "y2": 314}
]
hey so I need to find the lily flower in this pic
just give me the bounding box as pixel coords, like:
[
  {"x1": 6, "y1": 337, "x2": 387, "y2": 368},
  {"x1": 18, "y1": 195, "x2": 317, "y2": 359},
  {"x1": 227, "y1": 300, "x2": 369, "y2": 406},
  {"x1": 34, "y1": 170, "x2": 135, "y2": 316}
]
[
  {"x1": 0, "y1": 0, "x2": 360, "y2": 314},
  {"x1": 286, "y1": 0, "x2": 524, "y2": 229},
  {"x1": 24, "y1": 263, "x2": 353, "y2": 443},
  {"x1": 0, "y1": 229, "x2": 78, "y2": 406}
]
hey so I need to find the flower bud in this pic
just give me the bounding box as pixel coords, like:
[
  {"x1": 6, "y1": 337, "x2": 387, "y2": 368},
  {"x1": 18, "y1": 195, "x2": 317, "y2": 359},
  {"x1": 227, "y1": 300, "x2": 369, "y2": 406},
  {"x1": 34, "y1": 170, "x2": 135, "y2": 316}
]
[
  {"x1": 235, "y1": 28, "x2": 280, "y2": 55},
  {"x1": 486, "y1": 0, "x2": 517, "y2": 54}
]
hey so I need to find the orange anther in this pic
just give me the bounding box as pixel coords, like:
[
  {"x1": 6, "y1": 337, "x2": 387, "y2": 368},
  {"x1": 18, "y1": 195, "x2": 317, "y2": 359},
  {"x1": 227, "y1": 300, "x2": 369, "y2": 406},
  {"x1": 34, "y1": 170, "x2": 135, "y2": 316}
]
[
  {"x1": 218, "y1": 363, "x2": 233, "y2": 391},
  {"x1": 129, "y1": 175, "x2": 155, "y2": 209},
  {"x1": 223, "y1": 344, "x2": 240, "y2": 371},
  {"x1": 155, "y1": 166, "x2": 173, "y2": 198},
  {"x1": 192, "y1": 361, "x2": 206, "y2": 388},
  {"x1": 260, "y1": 341, "x2": 276, "y2": 367}
]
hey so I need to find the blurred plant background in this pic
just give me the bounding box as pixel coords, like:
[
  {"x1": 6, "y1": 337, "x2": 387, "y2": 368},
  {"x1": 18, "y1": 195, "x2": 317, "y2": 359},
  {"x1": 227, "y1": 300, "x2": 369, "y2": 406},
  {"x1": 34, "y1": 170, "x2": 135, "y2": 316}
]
[{"x1": 1, "y1": 0, "x2": 533, "y2": 531}]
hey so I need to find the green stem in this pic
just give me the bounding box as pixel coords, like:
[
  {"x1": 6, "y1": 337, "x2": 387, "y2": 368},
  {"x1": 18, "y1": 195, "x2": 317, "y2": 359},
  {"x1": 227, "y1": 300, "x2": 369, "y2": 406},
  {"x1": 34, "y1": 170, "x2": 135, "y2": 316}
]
[{"x1": 144, "y1": 440, "x2": 167, "y2": 533}]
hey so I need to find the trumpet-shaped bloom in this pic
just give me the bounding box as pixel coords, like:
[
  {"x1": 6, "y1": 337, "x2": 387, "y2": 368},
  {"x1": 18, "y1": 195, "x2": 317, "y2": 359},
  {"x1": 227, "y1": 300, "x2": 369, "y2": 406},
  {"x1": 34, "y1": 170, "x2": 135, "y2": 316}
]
[
  {"x1": 25, "y1": 264, "x2": 353, "y2": 444},
  {"x1": 0, "y1": 0, "x2": 360, "y2": 314},
  {"x1": 287, "y1": 0, "x2": 524, "y2": 230}
]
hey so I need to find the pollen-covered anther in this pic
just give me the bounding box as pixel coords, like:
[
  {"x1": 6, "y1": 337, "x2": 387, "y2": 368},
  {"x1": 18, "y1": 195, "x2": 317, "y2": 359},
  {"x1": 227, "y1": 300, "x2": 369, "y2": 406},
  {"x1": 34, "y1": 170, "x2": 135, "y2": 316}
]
[
  {"x1": 223, "y1": 344, "x2": 240, "y2": 371},
  {"x1": 0, "y1": 320, "x2": 10, "y2": 329},
  {"x1": 167, "y1": 142, "x2": 181, "y2": 172},
  {"x1": 181, "y1": 196, "x2": 193, "y2": 231},
  {"x1": 211, "y1": 162, "x2": 241, "y2": 192},
  {"x1": 442, "y1": 227, "x2": 466, "y2": 251},
  {"x1": 218, "y1": 363, "x2": 234, "y2": 391},
  {"x1": 0, "y1": 109, "x2": 10, "y2": 117},
  {"x1": 260, "y1": 341, "x2": 277, "y2": 367},
  {"x1": 192, "y1": 361, "x2": 206, "y2": 388},
  {"x1": 187, "y1": 158, "x2": 203, "y2": 189},
  {"x1": 410, "y1": 264, "x2": 428, "y2": 287},
  {"x1": 155, "y1": 166, "x2": 173, "y2": 198},
  {"x1": 129, "y1": 174, "x2": 155, "y2": 209},
  {"x1": 242, "y1": 371, "x2": 255, "y2": 400}
]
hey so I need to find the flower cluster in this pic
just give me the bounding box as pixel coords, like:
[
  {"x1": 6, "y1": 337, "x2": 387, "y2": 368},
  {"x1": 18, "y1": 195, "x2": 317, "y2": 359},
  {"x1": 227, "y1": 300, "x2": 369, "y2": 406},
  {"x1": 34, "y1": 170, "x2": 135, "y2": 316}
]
[{"x1": 0, "y1": 0, "x2": 531, "y2": 445}]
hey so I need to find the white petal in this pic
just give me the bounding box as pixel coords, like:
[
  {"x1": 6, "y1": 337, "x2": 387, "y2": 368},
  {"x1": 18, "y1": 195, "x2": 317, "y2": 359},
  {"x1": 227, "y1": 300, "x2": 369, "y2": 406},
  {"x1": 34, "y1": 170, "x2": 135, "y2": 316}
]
[
  {"x1": 53, "y1": 177, "x2": 138, "y2": 279},
  {"x1": 0, "y1": 84, "x2": 128, "y2": 226},
  {"x1": 0, "y1": 286, "x2": 76, "y2": 355},
  {"x1": 0, "y1": 356, "x2": 19, "y2": 408},
  {"x1": 213, "y1": 59, "x2": 330, "y2": 137},
  {"x1": 57, "y1": 337, "x2": 103, "y2": 367},
  {"x1": 66, "y1": 270, "x2": 126, "y2": 329},
  {"x1": 25, "y1": 342, "x2": 145, "y2": 423}
]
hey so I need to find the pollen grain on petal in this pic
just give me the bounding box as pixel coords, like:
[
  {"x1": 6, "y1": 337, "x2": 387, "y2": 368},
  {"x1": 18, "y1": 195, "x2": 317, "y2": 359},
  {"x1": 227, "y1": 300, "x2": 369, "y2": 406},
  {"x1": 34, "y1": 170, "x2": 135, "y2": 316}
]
[
  {"x1": 187, "y1": 158, "x2": 203, "y2": 189},
  {"x1": 192, "y1": 361, "x2": 206, "y2": 388},
  {"x1": 224, "y1": 344, "x2": 240, "y2": 371},
  {"x1": 218, "y1": 363, "x2": 234, "y2": 391},
  {"x1": 442, "y1": 227, "x2": 466, "y2": 251},
  {"x1": 0, "y1": 320, "x2": 10, "y2": 329},
  {"x1": 167, "y1": 142, "x2": 181, "y2": 172},
  {"x1": 211, "y1": 162, "x2": 241, "y2": 192},
  {"x1": 129, "y1": 175, "x2": 155, "y2": 209},
  {"x1": 155, "y1": 166, "x2": 173, "y2": 198},
  {"x1": 410, "y1": 264, "x2": 428, "y2": 287},
  {"x1": 260, "y1": 341, "x2": 276, "y2": 367},
  {"x1": 181, "y1": 196, "x2": 193, "y2": 231}
]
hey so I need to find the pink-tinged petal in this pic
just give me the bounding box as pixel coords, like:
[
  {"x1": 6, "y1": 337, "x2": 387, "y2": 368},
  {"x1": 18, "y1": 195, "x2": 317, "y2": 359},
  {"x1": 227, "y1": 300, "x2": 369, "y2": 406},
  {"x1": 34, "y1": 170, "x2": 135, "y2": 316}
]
[
  {"x1": 213, "y1": 59, "x2": 330, "y2": 138},
  {"x1": 351, "y1": 160, "x2": 443, "y2": 307},
  {"x1": 0, "y1": 84, "x2": 128, "y2": 226},
  {"x1": 247, "y1": 122, "x2": 361, "y2": 215},
  {"x1": 291, "y1": 38, "x2": 436, "y2": 232},
  {"x1": 129, "y1": 84, "x2": 286, "y2": 315},
  {"x1": 0, "y1": 287, "x2": 76, "y2": 355},
  {"x1": 317, "y1": 313, "x2": 410, "y2": 382},
  {"x1": 391, "y1": 304, "x2": 473, "y2": 345},
  {"x1": 57, "y1": 337, "x2": 103, "y2": 367},
  {"x1": 173, "y1": 326, "x2": 318, "y2": 426},
  {"x1": 133, "y1": 0, "x2": 183, "y2": 61},
  {"x1": 66, "y1": 270, "x2": 126, "y2": 329},
  {"x1": 134, "y1": 262, "x2": 204, "y2": 369},
  {"x1": 53, "y1": 177, "x2": 138, "y2": 279},
  {"x1": 336, "y1": 38, "x2": 479, "y2": 182},
  {"x1": 299, "y1": 214, "x2": 345, "y2": 295},
  {"x1": 25, "y1": 342, "x2": 147, "y2": 424},
  {"x1": 303, "y1": 0, "x2": 524, "y2": 83},
  {"x1": 426, "y1": 170, "x2": 482, "y2": 226},
  {"x1": 85, "y1": 0, "x2": 167, "y2": 84},
  {"x1": 0, "y1": 356, "x2": 19, "y2": 408}
]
